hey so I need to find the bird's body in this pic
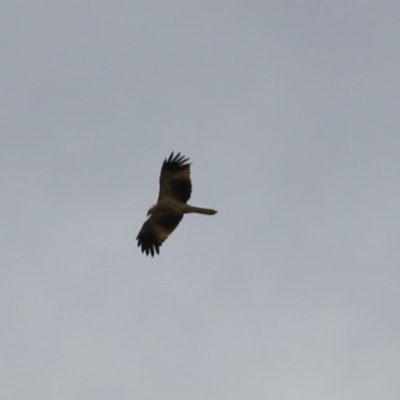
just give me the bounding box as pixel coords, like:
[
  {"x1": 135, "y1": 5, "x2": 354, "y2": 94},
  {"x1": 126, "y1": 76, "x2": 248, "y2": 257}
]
[{"x1": 136, "y1": 152, "x2": 217, "y2": 256}]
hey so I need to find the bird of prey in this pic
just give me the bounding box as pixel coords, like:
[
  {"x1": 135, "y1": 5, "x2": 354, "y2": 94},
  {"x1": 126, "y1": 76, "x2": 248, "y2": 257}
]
[{"x1": 136, "y1": 152, "x2": 217, "y2": 256}]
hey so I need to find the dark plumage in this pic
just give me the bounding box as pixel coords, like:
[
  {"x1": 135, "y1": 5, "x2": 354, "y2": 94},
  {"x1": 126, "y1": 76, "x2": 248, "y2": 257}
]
[
  {"x1": 136, "y1": 152, "x2": 217, "y2": 256},
  {"x1": 158, "y1": 152, "x2": 192, "y2": 203}
]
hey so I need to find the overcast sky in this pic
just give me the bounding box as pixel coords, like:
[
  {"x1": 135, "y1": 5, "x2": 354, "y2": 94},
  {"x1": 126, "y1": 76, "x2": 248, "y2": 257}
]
[{"x1": 1, "y1": 2, "x2": 400, "y2": 399}]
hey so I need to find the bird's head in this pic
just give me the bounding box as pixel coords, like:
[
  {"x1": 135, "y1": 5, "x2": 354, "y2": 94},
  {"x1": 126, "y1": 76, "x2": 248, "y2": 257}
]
[{"x1": 147, "y1": 204, "x2": 156, "y2": 216}]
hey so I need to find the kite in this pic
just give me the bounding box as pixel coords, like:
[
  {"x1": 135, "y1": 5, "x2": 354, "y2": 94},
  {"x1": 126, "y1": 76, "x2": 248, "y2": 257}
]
[{"x1": 136, "y1": 152, "x2": 217, "y2": 256}]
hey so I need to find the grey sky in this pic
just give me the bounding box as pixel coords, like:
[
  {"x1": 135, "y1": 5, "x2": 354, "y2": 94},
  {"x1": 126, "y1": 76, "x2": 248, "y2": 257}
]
[{"x1": 1, "y1": 2, "x2": 399, "y2": 399}]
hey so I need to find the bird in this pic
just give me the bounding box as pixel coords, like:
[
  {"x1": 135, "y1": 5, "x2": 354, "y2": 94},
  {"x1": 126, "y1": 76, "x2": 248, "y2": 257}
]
[{"x1": 136, "y1": 152, "x2": 217, "y2": 256}]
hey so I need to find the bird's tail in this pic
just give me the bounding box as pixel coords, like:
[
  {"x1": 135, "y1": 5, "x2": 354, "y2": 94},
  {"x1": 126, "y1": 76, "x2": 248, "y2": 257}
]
[{"x1": 186, "y1": 205, "x2": 217, "y2": 215}]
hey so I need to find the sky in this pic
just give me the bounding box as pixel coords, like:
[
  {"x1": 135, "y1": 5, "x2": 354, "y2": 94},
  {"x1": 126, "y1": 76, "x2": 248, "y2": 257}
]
[{"x1": 1, "y1": 1, "x2": 400, "y2": 399}]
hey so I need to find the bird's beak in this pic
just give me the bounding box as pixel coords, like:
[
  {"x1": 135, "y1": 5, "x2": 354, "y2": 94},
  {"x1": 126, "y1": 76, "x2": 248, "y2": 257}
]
[{"x1": 147, "y1": 205, "x2": 155, "y2": 216}]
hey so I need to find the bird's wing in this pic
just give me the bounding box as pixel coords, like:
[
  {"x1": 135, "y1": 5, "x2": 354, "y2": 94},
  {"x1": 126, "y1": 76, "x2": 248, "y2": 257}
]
[
  {"x1": 136, "y1": 213, "x2": 183, "y2": 256},
  {"x1": 157, "y1": 152, "x2": 192, "y2": 203}
]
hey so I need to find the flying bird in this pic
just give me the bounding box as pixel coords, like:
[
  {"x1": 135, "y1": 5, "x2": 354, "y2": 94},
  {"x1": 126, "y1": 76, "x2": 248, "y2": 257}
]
[{"x1": 136, "y1": 152, "x2": 217, "y2": 256}]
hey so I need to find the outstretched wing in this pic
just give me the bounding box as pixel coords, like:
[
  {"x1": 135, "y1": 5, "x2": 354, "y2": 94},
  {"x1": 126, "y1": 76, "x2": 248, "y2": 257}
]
[
  {"x1": 136, "y1": 214, "x2": 183, "y2": 256},
  {"x1": 157, "y1": 152, "x2": 192, "y2": 203}
]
